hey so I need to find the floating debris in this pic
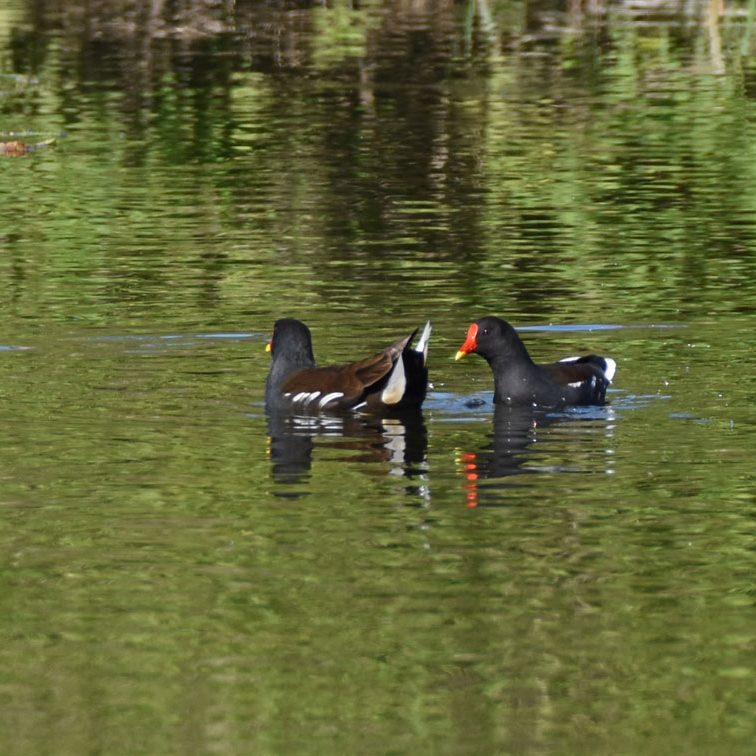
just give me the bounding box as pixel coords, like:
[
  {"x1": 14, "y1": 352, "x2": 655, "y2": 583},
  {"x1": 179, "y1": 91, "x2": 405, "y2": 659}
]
[{"x1": 0, "y1": 137, "x2": 56, "y2": 157}]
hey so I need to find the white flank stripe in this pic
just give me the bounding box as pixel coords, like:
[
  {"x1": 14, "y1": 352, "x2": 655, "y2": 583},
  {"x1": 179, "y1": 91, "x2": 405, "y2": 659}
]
[
  {"x1": 292, "y1": 392, "x2": 308, "y2": 403},
  {"x1": 318, "y1": 392, "x2": 344, "y2": 408},
  {"x1": 568, "y1": 380, "x2": 584, "y2": 388},
  {"x1": 559, "y1": 356, "x2": 580, "y2": 363}
]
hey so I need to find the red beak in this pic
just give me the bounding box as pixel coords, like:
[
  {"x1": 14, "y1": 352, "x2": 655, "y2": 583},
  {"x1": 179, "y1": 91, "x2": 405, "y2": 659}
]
[{"x1": 455, "y1": 323, "x2": 478, "y2": 360}]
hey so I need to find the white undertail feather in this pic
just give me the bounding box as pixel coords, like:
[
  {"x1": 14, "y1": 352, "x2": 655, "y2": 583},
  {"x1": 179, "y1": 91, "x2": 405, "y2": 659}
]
[
  {"x1": 415, "y1": 321, "x2": 432, "y2": 364},
  {"x1": 381, "y1": 352, "x2": 407, "y2": 405},
  {"x1": 603, "y1": 358, "x2": 617, "y2": 383}
]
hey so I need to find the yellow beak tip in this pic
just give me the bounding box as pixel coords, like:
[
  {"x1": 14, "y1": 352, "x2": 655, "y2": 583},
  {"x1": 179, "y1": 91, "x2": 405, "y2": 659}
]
[
  {"x1": 265, "y1": 342, "x2": 272, "y2": 353},
  {"x1": 454, "y1": 350, "x2": 468, "y2": 361}
]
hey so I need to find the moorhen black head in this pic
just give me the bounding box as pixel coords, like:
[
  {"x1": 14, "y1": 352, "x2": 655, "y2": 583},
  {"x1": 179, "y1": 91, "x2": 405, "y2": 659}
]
[
  {"x1": 455, "y1": 316, "x2": 616, "y2": 407},
  {"x1": 266, "y1": 318, "x2": 431, "y2": 413}
]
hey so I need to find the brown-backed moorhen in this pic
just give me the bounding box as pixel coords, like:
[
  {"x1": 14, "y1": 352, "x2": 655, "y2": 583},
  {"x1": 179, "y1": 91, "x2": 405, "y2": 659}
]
[
  {"x1": 455, "y1": 316, "x2": 616, "y2": 407},
  {"x1": 266, "y1": 318, "x2": 431, "y2": 413}
]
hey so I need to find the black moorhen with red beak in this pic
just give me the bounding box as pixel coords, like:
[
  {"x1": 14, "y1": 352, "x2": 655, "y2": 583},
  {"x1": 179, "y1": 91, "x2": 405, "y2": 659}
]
[
  {"x1": 455, "y1": 316, "x2": 616, "y2": 407},
  {"x1": 266, "y1": 318, "x2": 431, "y2": 413}
]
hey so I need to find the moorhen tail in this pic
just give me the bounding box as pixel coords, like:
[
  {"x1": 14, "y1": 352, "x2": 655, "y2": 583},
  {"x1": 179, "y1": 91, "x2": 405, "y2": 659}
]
[
  {"x1": 266, "y1": 318, "x2": 431, "y2": 413},
  {"x1": 455, "y1": 316, "x2": 616, "y2": 407}
]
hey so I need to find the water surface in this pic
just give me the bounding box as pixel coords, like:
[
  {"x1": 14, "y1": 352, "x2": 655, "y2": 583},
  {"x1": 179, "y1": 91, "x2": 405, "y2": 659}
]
[{"x1": 0, "y1": 1, "x2": 754, "y2": 753}]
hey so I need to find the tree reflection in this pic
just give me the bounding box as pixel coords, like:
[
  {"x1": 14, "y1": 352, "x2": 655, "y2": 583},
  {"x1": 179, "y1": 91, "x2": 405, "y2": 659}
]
[{"x1": 2, "y1": 0, "x2": 753, "y2": 323}]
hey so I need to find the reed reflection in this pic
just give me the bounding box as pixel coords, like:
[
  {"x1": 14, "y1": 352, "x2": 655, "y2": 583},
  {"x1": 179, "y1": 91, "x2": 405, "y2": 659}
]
[
  {"x1": 267, "y1": 410, "x2": 428, "y2": 497},
  {"x1": 459, "y1": 405, "x2": 617, "y2": 508}
]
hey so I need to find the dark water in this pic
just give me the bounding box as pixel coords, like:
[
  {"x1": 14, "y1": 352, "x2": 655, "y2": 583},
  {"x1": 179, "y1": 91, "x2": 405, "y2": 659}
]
[{"x1": 1, "y1": 1, "x2": 754, "y2": 753}]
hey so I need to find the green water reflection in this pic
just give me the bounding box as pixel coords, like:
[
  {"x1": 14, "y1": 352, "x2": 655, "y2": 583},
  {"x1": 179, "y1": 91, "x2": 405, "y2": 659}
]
[{"x1": 1, "y1": 1, "x2": 754, "y2": 753}]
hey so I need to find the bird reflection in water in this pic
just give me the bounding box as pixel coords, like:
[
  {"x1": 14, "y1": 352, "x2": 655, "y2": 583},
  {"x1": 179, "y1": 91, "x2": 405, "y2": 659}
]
[
  {"x1": 459, "y1": 404, "x2": 617, "y2": 508},
  {"x1": 267, "y1": 410, "x2": 429, "y2": 499}
]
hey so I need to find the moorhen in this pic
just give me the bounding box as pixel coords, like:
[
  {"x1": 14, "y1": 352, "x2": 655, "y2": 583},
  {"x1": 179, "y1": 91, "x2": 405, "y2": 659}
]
[
  {"x1": 265, "y1": 318, "x2": 431, "y2": 413},
  {"x1": 455, "y1": 316, "x2": 616, "y2": 407}
]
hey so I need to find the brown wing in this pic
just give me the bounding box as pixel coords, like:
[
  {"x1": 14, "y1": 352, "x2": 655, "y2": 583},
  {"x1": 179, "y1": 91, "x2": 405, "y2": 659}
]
[
  {"x1": 281, "y1": 352, "x2": 399, "y2": 405},
  {"x1": 280, "y1": 333, "x2": 413, "y2": 408},
  {"x1": 350, "y1": 333, "x2": 413, "y2": 391},
  {"x1": 542, "y1": 359, "x2": 604, "y2": 387},
  {"x1": 350, "y1": 351, "x2": 397, "y2": 388}
]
